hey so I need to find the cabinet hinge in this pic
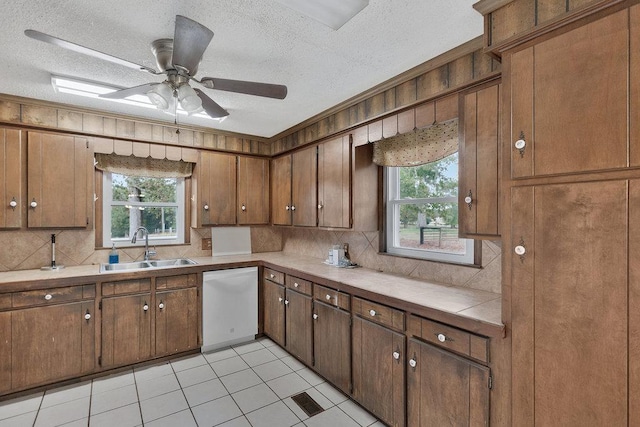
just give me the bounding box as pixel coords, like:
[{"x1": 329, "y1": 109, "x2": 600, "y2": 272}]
[
  {"x1": 86, "y1": 141, "x2": 89, "y2": 149},
  {"x1": 488, "y1": 375, "x2": 493, "y2": 390},
  {"x1": 98, "y1": 356, "x2": 102, "y2": 367},
  {"x1": 99, "y1": 301, "x2": 102, "y2": 310},
  {"x1": 86, "y1": 217, "x2": 89, "y2": 225}
]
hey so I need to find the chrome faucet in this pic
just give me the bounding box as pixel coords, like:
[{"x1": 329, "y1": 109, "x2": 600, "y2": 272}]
[{"x1": 131, "y1": 227, "x2": 156, "y2": 261}]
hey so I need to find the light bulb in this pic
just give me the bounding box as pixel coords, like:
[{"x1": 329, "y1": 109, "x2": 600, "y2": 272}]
[
  {"x1": 177, "y1": 84, "x2": 202, "y2": 112},
  {"x1": 147, "y1": 82, "x2": 173, "y2": 110}
]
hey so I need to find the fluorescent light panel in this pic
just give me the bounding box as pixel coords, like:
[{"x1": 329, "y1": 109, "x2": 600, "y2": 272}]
[
  {"x1": 274, "y1": 0, "x2": 368, "y2": 30},
  {"x1": 50, "y1": 75, "x2": 224, "y2": 121}
]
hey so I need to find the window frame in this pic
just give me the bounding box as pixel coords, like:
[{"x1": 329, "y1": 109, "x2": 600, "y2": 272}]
[
  {"x1": 385, "y1": 165, "x2": 475, "y2": 265},
  {"x1": 102, "y1": 172, "x2": 186, "y2": 248}
]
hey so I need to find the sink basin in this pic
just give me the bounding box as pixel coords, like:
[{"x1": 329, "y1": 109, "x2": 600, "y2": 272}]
[{"x1": 100, "y1": 258, "x2": 196, "y2": 273}]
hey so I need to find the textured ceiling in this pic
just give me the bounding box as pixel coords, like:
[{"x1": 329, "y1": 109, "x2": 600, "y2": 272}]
[{"x1": 0, "y1": 1, "x2": 483, "y2": 138}]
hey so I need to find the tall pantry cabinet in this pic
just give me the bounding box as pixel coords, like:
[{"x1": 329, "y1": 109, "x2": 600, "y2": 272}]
[{"x1": 502, "y1": 5, "x2": 640, "y2": 426}]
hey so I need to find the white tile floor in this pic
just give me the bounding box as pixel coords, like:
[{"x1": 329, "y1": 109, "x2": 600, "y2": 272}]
[{"x1": 0, "y1": 338, "x2": 383, "y2": 427}]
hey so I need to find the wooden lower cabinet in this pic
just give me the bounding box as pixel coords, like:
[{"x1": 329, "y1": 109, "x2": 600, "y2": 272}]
[
  {"x1": 0, "y1": 311, "x2": 10, "y2": 394},
  {"x1": 155, "y1": 287, "x2": 199, "y2": 356},
  {"x1": 284, "y1": 288, "x2": 313, "y2": 366},
  {"x1": 11, "y1": 301, "x2": 95, "y2": 390},
  {"x1": 407, "y1": 338, "x2": 490, "y2": 426},
  {"x1": 313, "y1": 300, "x2": 351, "y2": 393},
  {"x1": 263, "y1": 279, "x2": 285, "y2": 347},
  {"x1": 101, "y1": 293, "x2": 152, "y2": 368},
  {"x1": 352, "y1": 316, "x2": 405, "y2": 427}
]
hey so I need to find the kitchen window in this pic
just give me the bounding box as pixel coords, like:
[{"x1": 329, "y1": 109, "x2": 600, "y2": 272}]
[
  {"x1": 102, "y1": 172, "x2": 185, "y2": 247},
  {"x1": 385, "y1": 152, "x2": 474, "y2": 264}
]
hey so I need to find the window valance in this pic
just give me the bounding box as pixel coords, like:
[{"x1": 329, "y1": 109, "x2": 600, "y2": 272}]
[
  {"x1": 372, "y1": 118, "x2": 458, "y2": 167},
  {"x1": 95, "y1": 153, "x2": 193, "y2": 178}
]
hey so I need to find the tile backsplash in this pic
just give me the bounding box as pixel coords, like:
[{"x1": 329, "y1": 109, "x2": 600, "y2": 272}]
[{"x1": 0, "y1": 225, "x2": 500, "y2": 295}]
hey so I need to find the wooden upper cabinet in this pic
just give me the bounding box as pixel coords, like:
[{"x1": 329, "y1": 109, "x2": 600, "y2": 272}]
[
  {"x1": 317, "y1": 136, "x2": 350, "y2": 228},
  {"x1": 237, "y1": 156, "x2": 269, "y2": 225},
  {"x1": 459, "y1": 82, "x2": 500, "y2": 238},
  {"x1": 27, "y1": 131, "x2": 91, "y2": 228},
  {"x1": 0, "y1": 128, "x2": 23, "y2": 229},
  {"x1": 198, "y1": 151, "x2": 237, "y2": 226},
  {"x1": 508, "y1": 10, "x2": 631, "y2": 178},
  {"x1": 291, "y1": 145, "x2": 317, "y2": 227},
  {"x1": 271, "y1": 155, "x2": 292, "y2": 226}
]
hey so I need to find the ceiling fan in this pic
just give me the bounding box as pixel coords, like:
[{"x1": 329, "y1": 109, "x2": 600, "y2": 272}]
[{"x1": 24, "y1": 15, "x2": 288, "y2": 119}]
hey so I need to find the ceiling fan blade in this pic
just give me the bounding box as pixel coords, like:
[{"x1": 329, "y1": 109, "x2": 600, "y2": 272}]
[
  {"x1": 200, "y1": 77, "x2": 288, "y2": 99},
  {"x1": 99, "y1": 83, "x2": 159, "y2": 99},
  {"x1": 171, "y1": 16, "x2": 214, "y2": 76},
  {"x1": 24, "y1": 29, "x2": 158, "y2": 74},
  {"x1": 194, "y1": 89, "x2": 229, "y2": 118}
]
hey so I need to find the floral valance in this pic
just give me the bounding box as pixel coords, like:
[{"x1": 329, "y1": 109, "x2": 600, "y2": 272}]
[
  {"x1": 95, "y1": 153, "x2": 193, "y2": 178},
  {"x1": 372, "y1": 118, "x2": 458, "y2": 167}
]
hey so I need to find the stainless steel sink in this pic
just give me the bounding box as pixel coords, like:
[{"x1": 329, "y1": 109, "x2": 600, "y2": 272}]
[{"x1": 100, "y1": 258, "x2": 196, "y2": 273}]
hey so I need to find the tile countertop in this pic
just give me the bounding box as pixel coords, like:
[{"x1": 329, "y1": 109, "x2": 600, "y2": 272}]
[{"x1": 0, "y1": 251, "x2": 504, "y2": 337}]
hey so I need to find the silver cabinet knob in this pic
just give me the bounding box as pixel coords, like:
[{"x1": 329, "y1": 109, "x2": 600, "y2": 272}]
[
  {"x1": 284, "y1": 299, "x2": 289, "y2": 305},
  {"x1": 369, "y1": 309, "x2": 376, "y2": 317},
  {"x1": 437, "y1": 333, "x2": 447, "y2": 343},
  {"x1": 44, "y1": 294, "x2": 52, "y2": 301},
  {"x1": 158, "y1": 302, "x2": 165, "y2": 309},
  {"x1": 143, "y1": 303, "x2": 149, "y2": 311},
  {"x1": 514, "y1": 139, "x2": 526, "y2": 150},
  {"x1": 325, "y1": 294, "x2": 331, "y2": 301},
  {"x1": 84, "y1": 312, "x2": 91, "y2": 320},
  {"x1": 291, "y1": 205, "x2": 296, "y2": 211},
  {"x1": 294, "y1": 282, "x2": 299, "y2": 288},
  {"x1": 203, "y1": 203, "x2": 209, "y2": 211},
  {"x1": 285, "y1": 205, "x2": 290, "y2": 211},
  {"x1": 317, "y1": 204, "x2": 323, "y2": 209},
  {"x1": 313, "y1": 313, "x2": 318, "y2": 320},
  {"x1": 515, "y1": 245, "x2": 526, "y2": 256},
  {"x1": 30, "y1": 199, "x2": 38, "y2": 209},
  {"x1": 409, "y1": 358, "x2": 417, "y2": 368},
  {"x1": 392, "y1": 351, "x2": 400, "y2": 360},
  {"x1": 9, "y1": 197, "x2": 17, "y2": 209},
  {"x1": 464, "y1": 196, "x2": 472, "y2": 204},
  {"x1": 278, "y1": 297, "x2": 283, "y2": 302},
  {"x1": 241, "y1": 204, "x2": 246, "y2": 211}
]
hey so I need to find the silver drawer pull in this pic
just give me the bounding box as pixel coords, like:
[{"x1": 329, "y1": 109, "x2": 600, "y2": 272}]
[
  {"x1": 437, "y1": 333, "x2": 447, "y2": 342},
  {"x1": 44, "y1": 294, "x2": 52, "y2": 301},
  {"x1": 294, "y1": 282, "x2": 299, "y2": 288},
  {"x1": 326, "y1": 294, "x2": 331, "y2": 301},
  {"x1": 270, "y1": 273, "x2": 275, "y2": 279},
  {"x1": 369, "y1": 309, "x2": 376, "y2": 317}
]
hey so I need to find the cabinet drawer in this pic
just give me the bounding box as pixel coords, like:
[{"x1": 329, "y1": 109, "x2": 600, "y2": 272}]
[
  {"x1": 156, "y1": 274, "x2": 197, "y2": 290},
  {"x1": 285, "y1": 275, "x2": 312, "y2": 295},
  {"x1": 12, "y1": 285, "x2": 86, "y2": 308},
  {"x1": 0, "y1": 294, "x2": 12, "y2": 310},
  {"x1": 264, "y1": 268, "x2": 284, "y2": 285},
  {"x1": 102, "y1": 279, "x2": 151, "y2": 296},
  {"x1": 419, "y1": 317, "x2": 489, "y2": 363},
  {"x1": 314, "y1": 284, "x2": 350, "y2": 311},
  {"x1": 352, "y1": 297, "x2": 404, "y2": 331}
]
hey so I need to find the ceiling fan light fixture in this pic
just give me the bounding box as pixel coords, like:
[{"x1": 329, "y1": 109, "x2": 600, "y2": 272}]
[
  {"x1": 147, "y1": 82, "x2": 173, "y2": 110},
  {"x1": 177, "y1": 84, "x2": 202, "y2": 112}
]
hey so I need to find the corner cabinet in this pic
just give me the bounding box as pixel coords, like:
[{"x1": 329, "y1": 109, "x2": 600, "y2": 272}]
[
  {"x1": 27, "y1": 131, "x2": 92, "y2": 228},
  {"x1": 459, "y1": 81, "x2": 500, "y2": 239},
  {"x1": 0, "y1": 128, "x2": 23, "y2": 229}
]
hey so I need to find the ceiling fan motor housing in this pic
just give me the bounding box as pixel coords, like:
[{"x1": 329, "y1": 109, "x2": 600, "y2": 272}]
[{"x1": 151, "y1": 39, "x2": 174, "y2": 73}]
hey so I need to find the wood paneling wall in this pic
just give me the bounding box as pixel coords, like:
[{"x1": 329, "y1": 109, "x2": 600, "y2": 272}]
[
  {"x1": 270, "y1": 37, "x2": 501, "y2": 156},
  {"x1": 0, "y1": 96, "x2": 271, "y2": 156}
]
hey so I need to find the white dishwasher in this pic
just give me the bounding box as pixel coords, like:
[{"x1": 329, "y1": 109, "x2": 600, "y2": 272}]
[{"x1": 202, "y1": 267, "x2": 258, "y2": 352}]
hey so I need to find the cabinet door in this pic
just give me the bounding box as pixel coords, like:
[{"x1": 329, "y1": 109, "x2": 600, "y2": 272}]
[
  {"x1": 317, "y1": 136, "x2": 350, "y2": 228},
  {"x1": 238, "y1": 156, "x2": 269, "y2": 225},
  {"x1": 263, "y1": 280, "x2": 285, "y2": 347},
  {"x1": 0, "y1": 311, "x2": 11, "y2": 394},
  {"x1": 509, "y1": 11, "x2": 629, "y2": 177},
  {"x1": 352, "y1": 317, "x2": 405, "y2": 427},
  {"x1": 11, "y1": 301, "x2": 94, "y2": 390},
  {"x1": 284, "y1": 289, "x2": 312, "y2": 366},
  {"x1": 407, "y1": 339, "x2": 489, "y2": 427},
  {"x1": 199, "y1": 151, "x2": 237, "y2": 225},
  {"x1": 510, "y1": 181, "x2": 628, "y2": 426},
  {"x1": 271, "y1": 155, "x2": 292, "y2": 226},
  {"x1": 0, "y1": 128, "x2": 23, "y2": 229},
  {"x1": 156, "y1": 288, "x2": 199, "y2": 356},
  {"x1": 27, "y1": 132, "x2": 90, "y2": 228},
  {"x1": 291, "y1": 146, "x2": 317, "y2": 226},
  {"x1": 459, "y1": 83, "x2": 500, "y2": 238},
  {"x1": 101, "y1": 293, "x2": 152, "y2": 368},
  {"x1": 313, "y1": 301, "x2": 351, "y2": 393}
]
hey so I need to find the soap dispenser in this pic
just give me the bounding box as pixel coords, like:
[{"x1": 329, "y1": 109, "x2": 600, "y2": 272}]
[{"x1": 109, "y1": 244, "x2": 119, "y2": 264}]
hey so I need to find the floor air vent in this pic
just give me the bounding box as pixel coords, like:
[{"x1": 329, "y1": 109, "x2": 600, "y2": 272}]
[{"x1": 291, "y1": 392, "x2": 324, "y2": 417}]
